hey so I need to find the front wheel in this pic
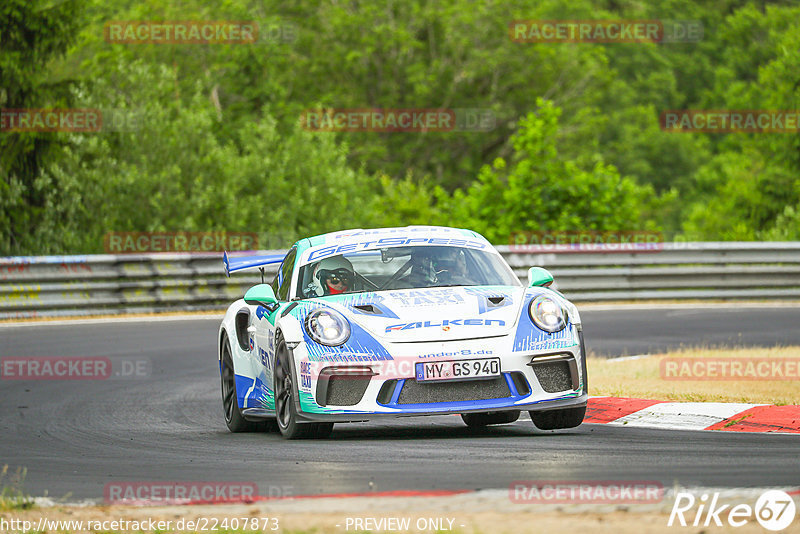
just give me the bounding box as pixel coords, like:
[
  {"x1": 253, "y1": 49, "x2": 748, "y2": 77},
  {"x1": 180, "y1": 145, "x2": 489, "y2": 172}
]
[
  {"x1": 274, "y1": 336, "x2": 334, "y2": 439},
  {"x1": 461, "y1": 410, "x2": 520, "y2": 427},
  {"x1": 530, "y1": 405, "x2": 586, "y2": 430}
]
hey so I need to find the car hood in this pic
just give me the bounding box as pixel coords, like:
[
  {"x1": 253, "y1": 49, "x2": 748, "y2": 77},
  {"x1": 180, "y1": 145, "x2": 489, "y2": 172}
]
[{"x1": 310, "y1": 286, "x2": 528, "y2": 342}]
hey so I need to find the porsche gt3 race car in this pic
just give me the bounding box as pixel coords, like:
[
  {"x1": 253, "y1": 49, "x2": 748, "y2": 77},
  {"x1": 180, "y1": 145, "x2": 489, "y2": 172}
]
[{"x1": 218, "y1": 226, "x2": 588, "y2": 439}]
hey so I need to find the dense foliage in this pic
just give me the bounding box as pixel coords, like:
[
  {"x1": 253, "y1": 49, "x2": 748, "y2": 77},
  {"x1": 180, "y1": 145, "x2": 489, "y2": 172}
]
[{"x1": 2, "y1": 0, "x2": 799, "y2": 254}]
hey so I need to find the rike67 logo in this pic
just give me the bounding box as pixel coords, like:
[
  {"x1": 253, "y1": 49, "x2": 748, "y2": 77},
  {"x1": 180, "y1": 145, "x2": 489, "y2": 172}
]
[{"x1": 669, "y1": 490, "x2": 796, "y2": 531}]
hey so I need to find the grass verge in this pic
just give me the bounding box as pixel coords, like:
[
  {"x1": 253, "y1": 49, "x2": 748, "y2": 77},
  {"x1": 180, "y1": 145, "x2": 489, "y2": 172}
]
[
  {"x1": 589, "y1": 346, "x2": 800, "y2": 405},
  {"x1": 0, "y1": 466, "x2": 35, "y2": 511}
]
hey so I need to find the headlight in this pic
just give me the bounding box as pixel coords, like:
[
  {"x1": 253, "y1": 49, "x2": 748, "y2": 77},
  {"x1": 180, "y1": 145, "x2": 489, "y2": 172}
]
[
  {"x1": 305, "y1": 308, "x2": 350, "y2": 346},
  {"x1": 529, "y1": 295, "x2": 567, "y2": 332}
]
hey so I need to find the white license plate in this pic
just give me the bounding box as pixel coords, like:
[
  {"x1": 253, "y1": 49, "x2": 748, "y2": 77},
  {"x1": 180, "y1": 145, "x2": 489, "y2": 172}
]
[{"x1": 415, "y1": 357, "x2": 501, "y2": 382}]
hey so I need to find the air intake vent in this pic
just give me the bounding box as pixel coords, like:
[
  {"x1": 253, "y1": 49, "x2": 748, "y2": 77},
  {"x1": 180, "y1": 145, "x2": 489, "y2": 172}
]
[
  {"x1": 396, "y1": 376, "x2": 511, "y2": 404},
  {"x1": 528, "y1": 356, "x2": 578, "y2": 393},
  {"x1": 325, "y1": 375, "x2": 370, "y2": 406},
  {"x1": 488, "y1": 296, "x2": 506, "y2": 305},
  {"x1": 316, "y1": 367, "x2": 375, "y2": 406},
  {"x1": 352, "y1": 304, "x2": 382, "y2": 315},
  {"x1": 510, "y1": 371, "x2": 531, "y2": 396},
  {"x1": 234, "y1": 309, "x2": 251, "y2": 351},
  {"x1": 377, "y1": 380, "x2": 398, "y2": 405}
]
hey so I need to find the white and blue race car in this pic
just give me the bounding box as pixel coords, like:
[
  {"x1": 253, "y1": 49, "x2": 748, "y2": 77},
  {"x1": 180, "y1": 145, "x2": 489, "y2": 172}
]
[{"x1": 218, "y1": 226, "x2": 587, "y2": 439}]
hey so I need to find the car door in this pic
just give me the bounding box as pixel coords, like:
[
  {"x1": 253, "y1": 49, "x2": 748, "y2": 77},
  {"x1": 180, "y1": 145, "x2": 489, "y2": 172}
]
[{"x1": 254, "y1": 247, "x2": 297, "y2": 406}]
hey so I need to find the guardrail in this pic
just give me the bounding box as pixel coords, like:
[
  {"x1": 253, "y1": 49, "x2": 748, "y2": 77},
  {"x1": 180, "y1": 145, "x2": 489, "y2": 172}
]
[
  {"x1": 1, "y1": 242, "x2": 799, "y2": 319},
  {"x1": 0, "y1": 252, "x2": 283, "y2": 319}
]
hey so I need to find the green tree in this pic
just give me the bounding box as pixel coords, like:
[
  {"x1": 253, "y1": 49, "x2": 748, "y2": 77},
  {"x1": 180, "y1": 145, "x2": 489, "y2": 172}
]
[
  {"x1": 0, "y1": 0, "x2": 83, "y2": 254},
  {"x1": 39, "y1": 61, "x2": 382, "y2": 253},
  {"x1": 679, "y1": 2, "x2": 800, "y2": 240},
  {"x1": 445, "y1": 99, "x2": 652, "y2": 243}
]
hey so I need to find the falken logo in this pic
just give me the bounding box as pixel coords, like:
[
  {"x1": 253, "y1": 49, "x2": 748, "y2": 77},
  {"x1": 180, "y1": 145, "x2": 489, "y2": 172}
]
[{"x1": 385, "y1": 318, "x2": 506, "y2": 333}]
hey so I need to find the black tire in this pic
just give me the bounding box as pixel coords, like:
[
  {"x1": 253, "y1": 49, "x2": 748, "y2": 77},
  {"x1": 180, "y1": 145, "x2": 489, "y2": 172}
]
[
  {"x1": 529, "y1": 332, "x2": 589, "y2": 431},
  {"x1": 461, "y1": 410, "x2": 520, "y2": 427},
  {"x1": 274, "y1": 336, "x2": 334, "y2": 439},
  {"x1": 530, "y1": 405, "x2": 586, "y2": 430},
  {"x1": 579, "y1": 330, "x2": 589, "y2": 395},
  {"x1": 221, "y1": 337, "x2": 265, "y2": 432}
]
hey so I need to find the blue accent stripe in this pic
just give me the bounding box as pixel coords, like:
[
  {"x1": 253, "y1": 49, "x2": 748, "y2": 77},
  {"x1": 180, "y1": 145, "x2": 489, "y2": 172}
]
[
  {"x1": 224, "y1": 252, "x2": 286, "y2": 277},
  {"x1": 234, "y1": 375, "x2": 255, "y2": 408},
  {"x1": 380, "y1": 393, "x2": 580, "y2": 413},
  {"x1": 234, "y1": 374, "x2": 275, "y2": 411},
  {"x1": 385, "y1": 397, "x2": 520, "y2": 412},
  {"x1": 390, "y1": 379, "x2": 405, "y2": 404},
  {"x1": 504, "y1": 372, "x2": 519, "y2": 396},
  {"x1": 377, "y1": 373, "x2": 536, "y2": 412}
]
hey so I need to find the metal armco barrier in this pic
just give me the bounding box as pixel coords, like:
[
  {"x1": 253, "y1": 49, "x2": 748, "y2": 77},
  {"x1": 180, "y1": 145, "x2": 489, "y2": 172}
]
[
  {"x1": 501, "y1": 242, "x2": 800, "y2": 301},
  {"x1": 0, "y1": 252, "x2": 283, "y2": 320},
  {"x1": 1, "y1": 242, "x2": 799, "y2": 319}
]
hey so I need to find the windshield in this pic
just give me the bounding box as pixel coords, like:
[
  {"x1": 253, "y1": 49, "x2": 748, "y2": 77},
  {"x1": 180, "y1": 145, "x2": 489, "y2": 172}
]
[{"x1": 296, "y1": 245, "x2": 520, "y2": 299}]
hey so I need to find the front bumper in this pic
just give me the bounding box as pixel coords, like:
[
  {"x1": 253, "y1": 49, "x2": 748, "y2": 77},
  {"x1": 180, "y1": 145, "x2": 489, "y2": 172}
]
[
  {"x1": 292, "y1": 330, "x2": 589, "y2": 423},
  {"x1": 296, "y1": 392, "x2": 588, "y2": 422}
]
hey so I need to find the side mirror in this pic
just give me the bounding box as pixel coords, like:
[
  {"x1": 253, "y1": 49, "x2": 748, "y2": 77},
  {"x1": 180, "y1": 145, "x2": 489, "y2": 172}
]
[
  {"x1": 244, "y1": 284, "x2": 278, "y2": 307},
  {"x1": 527, "y1": 267, "x2": 554, "y2": 288}
]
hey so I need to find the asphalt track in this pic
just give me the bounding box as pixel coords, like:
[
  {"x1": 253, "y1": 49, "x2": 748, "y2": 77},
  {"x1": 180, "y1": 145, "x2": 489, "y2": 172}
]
[
  {"x1": 582, "y1": 305, "x2": 800, "y2": 356},
  {"x1": 1, "y1": 306, "x2": 799, "y2": 501}
]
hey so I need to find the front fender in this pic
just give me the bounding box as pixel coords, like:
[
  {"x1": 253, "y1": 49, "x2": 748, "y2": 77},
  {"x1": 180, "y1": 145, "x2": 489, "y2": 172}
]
[{"x1": 277, "y1": 312, "x2": 304, "y2": 344}]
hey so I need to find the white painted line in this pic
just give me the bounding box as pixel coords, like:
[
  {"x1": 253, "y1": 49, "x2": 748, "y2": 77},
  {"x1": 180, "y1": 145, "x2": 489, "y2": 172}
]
[
  {"x1": 605, "y1": 354, "x2": 652, "y2": 362},
  {"x1": 609, "y1": 402, "x2": 765, "y2": 431}
]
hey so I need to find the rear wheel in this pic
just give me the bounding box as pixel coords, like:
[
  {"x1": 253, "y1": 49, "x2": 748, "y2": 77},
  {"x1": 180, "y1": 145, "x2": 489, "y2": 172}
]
[
  {"x1": 461, "y1": 410, "x2": 520, "y2": 427},
  {"x1": 530, "y1": 405, "x2": 586, "y2": 430},
  {"x1": 274, "y1": 336, "x2": 334, "y2": 439},
  {"x1": 221, "y1": 337, "x2": 264, "y2": 432}
]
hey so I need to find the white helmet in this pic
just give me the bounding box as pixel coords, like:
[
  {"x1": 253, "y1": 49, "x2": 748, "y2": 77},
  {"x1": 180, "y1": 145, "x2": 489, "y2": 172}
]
[{"x1": 311, "y1": 255, "x2": 354, "y2": 296}]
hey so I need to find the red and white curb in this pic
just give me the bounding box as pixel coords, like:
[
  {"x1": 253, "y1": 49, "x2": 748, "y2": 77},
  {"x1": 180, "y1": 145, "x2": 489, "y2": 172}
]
[{"x1": 586, "y1": 397, "x2": 800, "y2": 433}]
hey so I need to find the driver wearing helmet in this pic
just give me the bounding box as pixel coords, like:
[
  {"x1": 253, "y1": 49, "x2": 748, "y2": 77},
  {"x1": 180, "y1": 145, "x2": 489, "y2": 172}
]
[
  {"x1": 401, "y1": 247, "x2": 472, "y2": 287},
  {"x1": 401, "y1": 249, "x2": 437, "y2": 287},
  {"x1": 431, "y1": 247, "x2": 472, "y2": 286},
  {"x1": 312, "y1": 256, "x2": 355, "y2": 296}
]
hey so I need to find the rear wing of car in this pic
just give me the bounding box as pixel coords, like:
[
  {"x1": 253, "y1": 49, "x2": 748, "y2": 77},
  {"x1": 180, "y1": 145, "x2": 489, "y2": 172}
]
[{"x1": 223, "y1": 251, "x2": 286, "y2": 278}]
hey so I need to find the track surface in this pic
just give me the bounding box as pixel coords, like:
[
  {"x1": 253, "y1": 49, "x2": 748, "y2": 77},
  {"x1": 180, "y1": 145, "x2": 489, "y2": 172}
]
[
  {"x1": 1, "y1": 306, "x2": 799, "y2": 500},
  {"x1": 582, "y1": 305, "x2": 800, "y2": 356}
]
